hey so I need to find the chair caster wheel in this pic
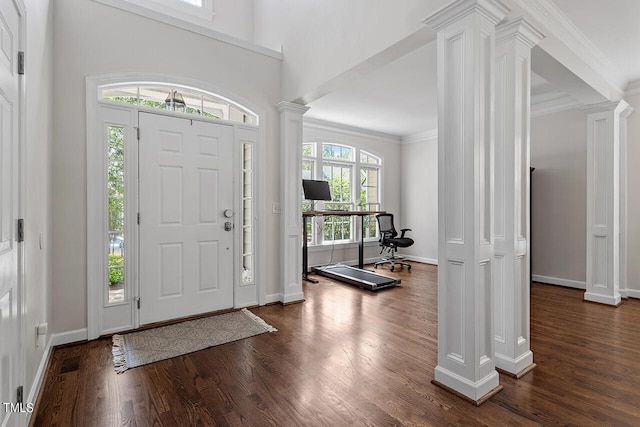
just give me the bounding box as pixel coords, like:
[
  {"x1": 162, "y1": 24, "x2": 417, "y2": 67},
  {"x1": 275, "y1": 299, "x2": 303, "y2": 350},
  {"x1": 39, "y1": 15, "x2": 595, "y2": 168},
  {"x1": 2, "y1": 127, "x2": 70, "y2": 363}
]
[
  {"x1": 374, "y1": 265, "x2": 378, "y2": 269},
  {"x1": 390, "y1": 267, "x2": 394, "y2": 272},
  {"x1": 408, "y1": 265, "x2": 412, "y2": 271}
]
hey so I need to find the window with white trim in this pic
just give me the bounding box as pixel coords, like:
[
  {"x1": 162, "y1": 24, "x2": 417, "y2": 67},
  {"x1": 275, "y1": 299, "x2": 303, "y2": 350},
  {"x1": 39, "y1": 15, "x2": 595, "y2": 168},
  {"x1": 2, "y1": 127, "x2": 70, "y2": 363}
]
[
  {"x1": 100, "y1": 83, "x2": 257, "y2": 125},
  {"x1": 302, "y1": 142, "x2": 381, "y2": 245}
]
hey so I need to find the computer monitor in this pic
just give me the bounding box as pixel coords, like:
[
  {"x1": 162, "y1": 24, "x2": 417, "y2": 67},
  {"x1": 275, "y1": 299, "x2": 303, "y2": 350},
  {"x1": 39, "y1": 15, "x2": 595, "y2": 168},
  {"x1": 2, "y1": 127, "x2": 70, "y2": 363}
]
[{"x1": 302, "y1": 179, "x2": 332, "y2": 201}]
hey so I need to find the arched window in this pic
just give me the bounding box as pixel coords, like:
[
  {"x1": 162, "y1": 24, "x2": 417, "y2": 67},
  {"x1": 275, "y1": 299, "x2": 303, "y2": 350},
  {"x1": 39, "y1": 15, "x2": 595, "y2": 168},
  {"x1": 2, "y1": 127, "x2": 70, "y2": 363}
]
[
  {"x1": 100, "y1": 83, "x2": 258, "y2": 125},
  {"x1": 303, "y1": 142, "x2": 382, "y2": 245}
]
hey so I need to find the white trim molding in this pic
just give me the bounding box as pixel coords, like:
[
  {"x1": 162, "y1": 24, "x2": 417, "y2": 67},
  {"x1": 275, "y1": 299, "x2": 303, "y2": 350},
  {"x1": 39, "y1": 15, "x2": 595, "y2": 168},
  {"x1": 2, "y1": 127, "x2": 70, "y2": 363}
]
[
  {"x1": 303, "y1": 117, "x2": 401, "y2": 144},
  {"x1": 625, "y1": 80, "x2": 640, "y2": 98},
  {"x1": 514, "y1": 0, "x2": 626, "y2": 98},
  {"x1": 531, "y1": 92, "x2": 582, "y2": 117},
  {"x1": 92, "y1": 0, "x2": 282, "y2": 60},
  {"x1": 401, "y1": 130, "x2": 438, "y2": 145},
  {"x1": 532, "y1": 274, "x2": 586, "y2": 290},
  {"x1": 402, "y1": 255, "x2": 438, "y2": 265}
]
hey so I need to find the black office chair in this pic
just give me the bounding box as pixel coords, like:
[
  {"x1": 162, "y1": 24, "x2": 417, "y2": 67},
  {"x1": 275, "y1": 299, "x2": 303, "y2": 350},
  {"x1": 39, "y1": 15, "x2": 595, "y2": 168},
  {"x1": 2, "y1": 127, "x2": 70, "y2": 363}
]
[{"x1": 374, "y1": 213, "x2": 414, "y2": 272}]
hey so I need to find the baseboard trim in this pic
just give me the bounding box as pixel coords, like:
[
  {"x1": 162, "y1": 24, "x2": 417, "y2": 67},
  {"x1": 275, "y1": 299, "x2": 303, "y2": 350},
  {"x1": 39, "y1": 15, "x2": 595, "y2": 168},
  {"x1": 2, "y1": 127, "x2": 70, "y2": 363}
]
[
  {"x1": 264, "y1": 293, "x2": 282, "y2": 304},
  {"x1": 26, "y1": 335, "x2": 55, "y2": 425},
  {"x1": 532, "y1": 275, "x2": 586, "y2": 290},
  {"x1": 402, "y1": 255, "x2": 438, "y2": 265},
  {"x1": 51, "y1": 328, "x2": 89, "y2": 347},
  {"x1": 626, "y1": 289, "x2": 640, "y2": 299}
]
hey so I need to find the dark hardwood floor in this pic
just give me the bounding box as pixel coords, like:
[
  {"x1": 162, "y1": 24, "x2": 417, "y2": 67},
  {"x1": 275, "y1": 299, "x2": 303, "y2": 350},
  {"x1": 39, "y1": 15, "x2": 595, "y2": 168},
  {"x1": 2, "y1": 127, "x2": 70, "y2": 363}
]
[{"x1": 31, "y1": 263, "x2": 640, "y2": 426}]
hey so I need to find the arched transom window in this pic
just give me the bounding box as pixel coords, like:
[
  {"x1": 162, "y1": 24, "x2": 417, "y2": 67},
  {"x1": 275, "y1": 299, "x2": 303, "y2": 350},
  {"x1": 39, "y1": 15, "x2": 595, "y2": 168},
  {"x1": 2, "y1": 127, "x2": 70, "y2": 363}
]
[{"x1": 100, "y1": 83, "x2": 258, "y2": 125}]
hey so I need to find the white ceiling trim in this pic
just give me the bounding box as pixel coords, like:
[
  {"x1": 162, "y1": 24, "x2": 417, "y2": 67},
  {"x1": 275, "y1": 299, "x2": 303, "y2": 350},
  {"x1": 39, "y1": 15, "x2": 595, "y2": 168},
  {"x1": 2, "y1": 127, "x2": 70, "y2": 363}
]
[
  {"x1": 303, "y1": 117, "x2": 401, "y2": 144},
  {"x1": 515, "y1": 0, "x2": 626, "y2": 96},
  {"x1": 401, "y1": 130, "x2": 438, "y2": 145},
  {"x1": 625, "y1": 80, "x2": 640, "y2": 98},
  {"x1": 531, "y1": 92, "x2": 582, "y2": 117}
]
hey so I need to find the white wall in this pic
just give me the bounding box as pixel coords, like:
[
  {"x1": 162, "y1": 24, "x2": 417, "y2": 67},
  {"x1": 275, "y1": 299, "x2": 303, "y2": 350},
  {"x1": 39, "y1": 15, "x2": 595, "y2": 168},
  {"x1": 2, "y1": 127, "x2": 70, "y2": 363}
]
[
  {"x1": 254, "y1": 0, "x2": 447, "y2": 102},
  {"x1": 399, "y1": 136, "x2": 438, "y2": 264},
  {"x1": 624, "y1": 92, "x2": 640, "y2": 295},
  {"x1": 530, "y1": 109, "x2": 587, "y2": 286},
  {"x1": 52, "y1": 0, "x2": 282, "y2": 334},
  {"x1": 303, "y1": 120, "x2": 401, "y2": 268},
  {"x1": 24, "y1": 0, "x2": 54, "y2": 403},
  {"x1": 214, "y1": 0, "x2": 255, "y2": 42}
]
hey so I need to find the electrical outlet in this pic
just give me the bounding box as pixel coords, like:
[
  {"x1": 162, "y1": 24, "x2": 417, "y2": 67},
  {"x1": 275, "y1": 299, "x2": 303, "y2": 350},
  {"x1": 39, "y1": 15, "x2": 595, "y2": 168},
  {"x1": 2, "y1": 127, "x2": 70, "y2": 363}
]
[{"x1": 272, "y1": 202, "x2": 281, "y2": 214}]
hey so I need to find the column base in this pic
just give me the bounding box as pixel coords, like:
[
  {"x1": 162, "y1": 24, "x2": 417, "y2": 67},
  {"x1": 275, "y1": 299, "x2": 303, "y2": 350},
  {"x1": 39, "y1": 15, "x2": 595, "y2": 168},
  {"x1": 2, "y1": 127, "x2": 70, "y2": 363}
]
[
  {"x1": 583, "y1": 291, "x2": 622, "y2": 307},
  {"x1": 495, "y1": 350, "x2": 535, "y2": 378},
  {"x1": 432, "y1": 379, "x2": 503, "y2": 406},
  {"x1": 433, "y1": 366, "x2": 501, "y2": 405},
  {"x1": 281, "y1": 292, "x2": 305, "y2": 305}
]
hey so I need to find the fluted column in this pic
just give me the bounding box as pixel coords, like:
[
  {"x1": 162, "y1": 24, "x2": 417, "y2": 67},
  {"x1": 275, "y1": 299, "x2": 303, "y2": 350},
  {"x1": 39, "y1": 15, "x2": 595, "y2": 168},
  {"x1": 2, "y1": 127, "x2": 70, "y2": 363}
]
[
  {"x1": 276, "y1": 101, "x2": 309, "y2": 304},
  {"x1": 493, "y1": 18, "x2": 542, "y2": 378},
  {"x1": 423, "y1": 0, "x2": 509, "y2": 404},
  {"x1": 583, "y1": 100, "x2": 632, "y2": 306}
]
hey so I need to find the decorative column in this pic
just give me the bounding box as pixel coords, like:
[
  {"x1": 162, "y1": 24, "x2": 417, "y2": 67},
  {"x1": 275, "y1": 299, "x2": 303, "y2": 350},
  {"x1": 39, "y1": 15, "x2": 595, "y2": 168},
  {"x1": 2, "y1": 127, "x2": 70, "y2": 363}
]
[
  {"x1": 583, "y1": 100, "x2": 632, "y2": 306},
  {"x1": 618, "y1": 105, "x2": 633, "y2": 297},
  {"x1": 276, "y1": 101, "x2": 309, "y2": 304},
  {"x1": 493, "y1": 18, "x2": 542, "y2": 378},
  {"x1": 423, "y1": 0, "x2": 509, "y2": 404}
]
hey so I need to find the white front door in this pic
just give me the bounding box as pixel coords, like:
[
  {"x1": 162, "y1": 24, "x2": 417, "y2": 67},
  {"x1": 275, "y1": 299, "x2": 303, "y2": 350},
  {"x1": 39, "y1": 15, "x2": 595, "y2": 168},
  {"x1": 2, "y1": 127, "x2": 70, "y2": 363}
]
[
  {"x1": 138, "y1": 113, "x2": 235, "y2": 325},
  {"x1": 0, "y1": 0, "x2": 22, "y2": 425}
]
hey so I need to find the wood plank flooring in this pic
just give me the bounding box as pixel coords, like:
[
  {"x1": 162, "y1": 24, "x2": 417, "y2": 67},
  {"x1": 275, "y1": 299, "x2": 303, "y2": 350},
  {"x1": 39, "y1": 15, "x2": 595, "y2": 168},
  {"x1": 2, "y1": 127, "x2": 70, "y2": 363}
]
[{"x1": 31, "y1": 263, "x2": 640, "y2": 426}]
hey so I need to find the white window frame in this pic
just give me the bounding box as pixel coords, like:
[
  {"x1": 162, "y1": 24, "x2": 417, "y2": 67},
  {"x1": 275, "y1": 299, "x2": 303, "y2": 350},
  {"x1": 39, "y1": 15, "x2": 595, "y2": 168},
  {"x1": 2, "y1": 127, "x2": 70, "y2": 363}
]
[
  {"x1": 94, "y1": 0, "x2": 214, "y2": 26},
  {"x1": 303, "y1": 141, "x2": 382, "y2": 247}
]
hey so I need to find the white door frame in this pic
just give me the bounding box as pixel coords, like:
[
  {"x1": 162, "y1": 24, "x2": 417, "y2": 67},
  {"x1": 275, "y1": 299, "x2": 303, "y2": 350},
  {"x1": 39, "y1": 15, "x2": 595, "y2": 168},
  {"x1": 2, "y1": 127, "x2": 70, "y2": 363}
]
[{"x1": 86, "y1": 73, "x2": 266, "y2": 340}]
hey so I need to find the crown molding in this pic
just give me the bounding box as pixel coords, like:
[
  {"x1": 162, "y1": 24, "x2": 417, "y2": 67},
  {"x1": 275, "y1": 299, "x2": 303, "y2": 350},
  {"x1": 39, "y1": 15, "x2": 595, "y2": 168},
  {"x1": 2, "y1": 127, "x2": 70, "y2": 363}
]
[
  {"x1": 514, "y1": 0, "x2": 626, "y2": 97},
  {"x1": 401, "y1": 130, "x2": 438, "y2": 144},
  {"x1": 625, "y1": 80, "x2": 640, "y2": 98},
  {"x1": 531, "y1": 92, "x2": 582, "y2": 117},
  {"x1": 580, "y1": 99, "x2": 630, "y2": 115},
  {"x1": 303, "y1": 117, "x2": 401, "y2": 144},
  {"x1": 93, "y1": 0, "x2": 283, "y2": 60},
  {"x1": 276, "y1": 101, "x2": 309, "y2": 115},
  {"x1": 422, "y1": 0, "x2": 509, "y2": 31},
  {"x1": 496, "y1": 17, "x2": 544, "y2": 48}
]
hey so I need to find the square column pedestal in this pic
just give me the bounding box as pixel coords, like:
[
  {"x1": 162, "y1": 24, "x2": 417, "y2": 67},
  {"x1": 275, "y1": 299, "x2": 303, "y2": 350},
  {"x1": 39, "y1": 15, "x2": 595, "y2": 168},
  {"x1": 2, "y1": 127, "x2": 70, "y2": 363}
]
[{"x1": 423, "y1": 0, "x2": 509, "y2": 404}]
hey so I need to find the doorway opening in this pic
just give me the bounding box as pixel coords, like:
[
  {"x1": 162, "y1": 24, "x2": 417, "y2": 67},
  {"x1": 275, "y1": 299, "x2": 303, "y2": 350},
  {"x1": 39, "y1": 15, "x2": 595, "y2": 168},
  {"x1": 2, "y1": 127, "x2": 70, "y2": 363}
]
[{"x1": 87, "y1": 75, "x2": 263, "y2": 339}]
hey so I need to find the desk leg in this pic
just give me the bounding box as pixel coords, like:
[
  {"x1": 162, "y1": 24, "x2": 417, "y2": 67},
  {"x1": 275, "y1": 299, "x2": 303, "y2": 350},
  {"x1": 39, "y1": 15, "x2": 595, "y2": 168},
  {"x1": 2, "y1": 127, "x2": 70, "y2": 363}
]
[
  {"x1": 302, "y1": 216, "x2": 318, "y2": 283},
  {"x1": 359, "y1": 215, "x2": 365, "y2": 269}
]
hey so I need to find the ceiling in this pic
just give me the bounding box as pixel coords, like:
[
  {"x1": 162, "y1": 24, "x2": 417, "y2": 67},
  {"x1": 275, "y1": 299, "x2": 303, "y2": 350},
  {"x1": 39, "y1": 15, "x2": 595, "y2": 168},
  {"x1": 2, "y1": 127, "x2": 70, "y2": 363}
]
[{"x1": 305, "y1": 0, "x2": 640, "y2": 138}]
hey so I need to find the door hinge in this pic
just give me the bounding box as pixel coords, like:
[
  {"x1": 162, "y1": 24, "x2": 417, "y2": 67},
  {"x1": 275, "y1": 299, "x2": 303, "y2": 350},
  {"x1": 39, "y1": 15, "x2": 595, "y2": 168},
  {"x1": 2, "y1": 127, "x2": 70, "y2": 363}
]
[
  {"x1": 17, "y1": 51, "x2": 24, "y2": 75},
  {"x1": 17, "y1": 219, "x2": 24, "y2": 242},
  {"x1": 137, "y1": 212, "x2": 140, "y2": 224},
  {"x1": 134, "y1": 297, "x2": 140, "y2": 309},
  {"x1": 17, "y1": 385, "x2": 23, "y2": 404},
  {"x1": 136, "y1": 127, "x2": 140, "y2": 140}
]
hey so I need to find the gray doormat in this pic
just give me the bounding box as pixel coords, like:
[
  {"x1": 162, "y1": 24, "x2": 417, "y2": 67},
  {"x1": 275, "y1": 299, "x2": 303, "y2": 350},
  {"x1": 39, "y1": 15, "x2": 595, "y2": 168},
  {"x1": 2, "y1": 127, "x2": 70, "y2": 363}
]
[{"x1": 112, "y1": 308, "x2": 277, "y2": 373}]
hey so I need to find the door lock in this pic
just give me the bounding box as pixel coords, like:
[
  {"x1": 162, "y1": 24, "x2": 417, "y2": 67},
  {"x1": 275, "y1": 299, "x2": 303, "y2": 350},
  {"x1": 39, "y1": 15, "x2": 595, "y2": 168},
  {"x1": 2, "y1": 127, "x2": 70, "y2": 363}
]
[{"x1": 224, "y1": 222, "x2": 233, "y2": 231}]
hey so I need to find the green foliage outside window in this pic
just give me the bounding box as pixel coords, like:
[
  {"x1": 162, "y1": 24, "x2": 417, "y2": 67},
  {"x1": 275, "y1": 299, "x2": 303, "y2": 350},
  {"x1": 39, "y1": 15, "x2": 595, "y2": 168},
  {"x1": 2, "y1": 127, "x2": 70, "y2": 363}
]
[{"x1": 108, "y1": 253, "x2": 124, "y2": 285}]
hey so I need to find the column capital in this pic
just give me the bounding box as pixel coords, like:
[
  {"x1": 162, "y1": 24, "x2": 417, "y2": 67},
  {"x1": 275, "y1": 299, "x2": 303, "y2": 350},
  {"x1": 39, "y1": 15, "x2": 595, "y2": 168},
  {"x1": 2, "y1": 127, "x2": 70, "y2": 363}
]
[
  {"x1": 580, "y1": 99, "x2": 630, "y2": 115},
  {"x1": 276, "y1": 101, "x2": 309, "y2": 115},
  {"x1": 496, "y1": 17, "x2": 544, "y2": 48},
  {"x1": 422, "y1": 0, "x2": 509, "y2": 31}
]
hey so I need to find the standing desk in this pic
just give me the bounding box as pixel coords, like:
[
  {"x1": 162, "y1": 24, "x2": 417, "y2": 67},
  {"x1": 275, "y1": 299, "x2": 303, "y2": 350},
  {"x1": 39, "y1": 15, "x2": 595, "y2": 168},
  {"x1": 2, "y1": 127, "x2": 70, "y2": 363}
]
[{"x1": 302, "y1": 211, "x2": 400, "y2": 290}]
